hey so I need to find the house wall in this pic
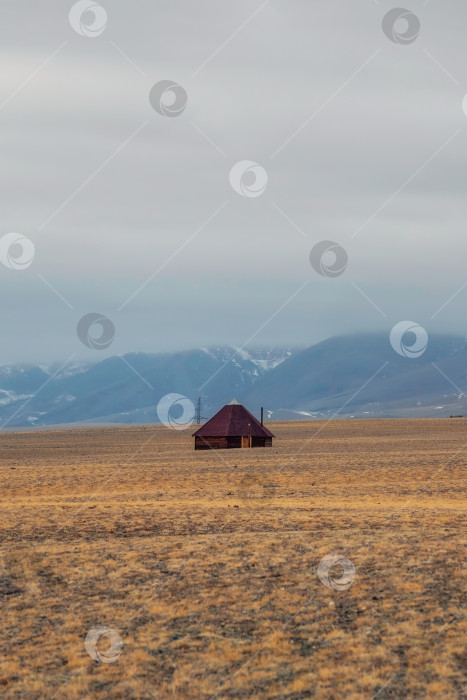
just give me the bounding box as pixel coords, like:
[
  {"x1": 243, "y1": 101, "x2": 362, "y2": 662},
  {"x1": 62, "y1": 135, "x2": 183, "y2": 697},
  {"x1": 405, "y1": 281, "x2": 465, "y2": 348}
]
[
  {"x1": 194, "y1": 436, "x2": 272, "y2": 450},
  {"x1": 252, "y1": 437, "x2": 272, "y2": 447},
  {"x1": 194, "y1": 436, "x2": 229, "y2": 450}
]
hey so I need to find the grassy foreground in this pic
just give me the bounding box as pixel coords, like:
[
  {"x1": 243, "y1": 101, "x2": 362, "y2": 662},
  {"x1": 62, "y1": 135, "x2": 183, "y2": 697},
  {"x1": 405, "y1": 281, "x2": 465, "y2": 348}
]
[{"x1": 0, "y1": 419, "x2": 465, "y2": 699}]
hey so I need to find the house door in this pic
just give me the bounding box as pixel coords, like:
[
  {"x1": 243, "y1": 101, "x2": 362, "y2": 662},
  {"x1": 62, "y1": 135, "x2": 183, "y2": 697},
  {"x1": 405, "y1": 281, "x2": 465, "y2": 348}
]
[{"x1": 241, "y1": 436, "x2": 250, "y2": 448}]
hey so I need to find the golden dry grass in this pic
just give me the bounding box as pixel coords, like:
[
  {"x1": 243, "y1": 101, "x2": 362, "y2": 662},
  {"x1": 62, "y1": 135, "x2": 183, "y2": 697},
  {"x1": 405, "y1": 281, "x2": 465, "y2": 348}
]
[{"x1": 0, "y1": 419, "x2": 466, "y2": 699}]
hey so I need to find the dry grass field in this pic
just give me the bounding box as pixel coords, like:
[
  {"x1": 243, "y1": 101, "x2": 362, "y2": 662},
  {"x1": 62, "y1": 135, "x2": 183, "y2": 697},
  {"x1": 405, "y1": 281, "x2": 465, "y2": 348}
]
[{"x1": 0, "y1": 419, "x2": 465, "y2": 699}]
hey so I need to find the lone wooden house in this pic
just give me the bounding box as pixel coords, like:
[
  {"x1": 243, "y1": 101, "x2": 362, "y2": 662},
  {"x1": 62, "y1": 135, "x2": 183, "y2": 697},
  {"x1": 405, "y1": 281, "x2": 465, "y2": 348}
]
[{"x1": 192, "y1": 399, "x2": 274, "y2": 450}]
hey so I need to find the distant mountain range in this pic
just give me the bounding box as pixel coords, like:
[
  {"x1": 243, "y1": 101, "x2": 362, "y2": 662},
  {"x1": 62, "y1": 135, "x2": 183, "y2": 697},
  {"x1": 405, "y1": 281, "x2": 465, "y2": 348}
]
[
  {"x1": 243, "y1": 333, "x2": 467, "y2": 420},
  {"x1": 0, "y1": 347, "x2": 293, "y2": 428},
  {"x1": 1, "y1": 334, "x2": 467, "y2": 428}
]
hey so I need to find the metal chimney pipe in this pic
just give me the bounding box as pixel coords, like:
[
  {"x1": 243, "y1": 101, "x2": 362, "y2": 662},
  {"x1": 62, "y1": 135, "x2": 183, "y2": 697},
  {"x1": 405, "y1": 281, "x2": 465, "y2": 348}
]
[{"x1": 261, "y1": 407, "x2": 263, "y2": 426}]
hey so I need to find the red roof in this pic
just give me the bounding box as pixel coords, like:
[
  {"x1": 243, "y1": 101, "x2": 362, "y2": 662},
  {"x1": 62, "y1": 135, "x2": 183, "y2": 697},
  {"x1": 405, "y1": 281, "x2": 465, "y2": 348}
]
[{"x1": 192, "y1": 403, "x2": 274, "y2": 438}]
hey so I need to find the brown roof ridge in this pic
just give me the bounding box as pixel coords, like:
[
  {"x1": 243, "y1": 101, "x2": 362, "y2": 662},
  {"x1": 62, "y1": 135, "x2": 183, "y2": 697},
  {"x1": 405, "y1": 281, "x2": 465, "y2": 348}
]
[{"x1": 192, "y1": 403, "x2": 274, "y2": 438}]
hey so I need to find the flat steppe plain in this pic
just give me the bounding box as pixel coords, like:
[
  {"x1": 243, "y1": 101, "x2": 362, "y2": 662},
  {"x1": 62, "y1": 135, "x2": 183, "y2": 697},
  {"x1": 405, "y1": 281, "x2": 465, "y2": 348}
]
[{"x1": 0, "y1": 419, "x2": 465, "y2": 699}]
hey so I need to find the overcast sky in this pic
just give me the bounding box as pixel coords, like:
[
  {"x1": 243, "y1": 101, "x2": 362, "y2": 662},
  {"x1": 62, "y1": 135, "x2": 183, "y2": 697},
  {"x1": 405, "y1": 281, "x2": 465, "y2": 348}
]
[{"x1": 1, "y1": 0, "x2": 467, "y2": 364}]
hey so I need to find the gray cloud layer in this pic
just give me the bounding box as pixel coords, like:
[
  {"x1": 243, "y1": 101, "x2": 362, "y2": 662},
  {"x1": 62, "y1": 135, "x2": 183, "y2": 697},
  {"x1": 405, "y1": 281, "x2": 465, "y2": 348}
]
[{"x1": 1, "y1": 0, "x2": 467, "y2": 363}]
